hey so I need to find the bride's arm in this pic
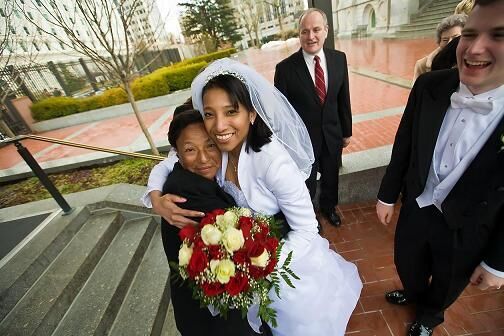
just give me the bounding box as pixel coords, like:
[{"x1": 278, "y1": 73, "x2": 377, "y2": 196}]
[{"x1": 141, "y1": 152, "x2": 204, "y2": 226}]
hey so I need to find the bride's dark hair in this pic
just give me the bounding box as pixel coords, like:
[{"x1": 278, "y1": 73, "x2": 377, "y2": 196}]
[{"x1": 203, "y1": 74, "x2": 272, "y2": 153}]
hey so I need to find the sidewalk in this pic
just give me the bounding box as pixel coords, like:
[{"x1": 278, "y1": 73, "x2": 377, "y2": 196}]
[{"x1": 1, "y1": 38, "x2": 420, "y2": 182}]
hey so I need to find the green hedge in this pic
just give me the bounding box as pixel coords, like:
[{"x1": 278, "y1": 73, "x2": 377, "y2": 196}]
[{"x1": 31, "y1": 49, "x2": 233, "y2": 121}]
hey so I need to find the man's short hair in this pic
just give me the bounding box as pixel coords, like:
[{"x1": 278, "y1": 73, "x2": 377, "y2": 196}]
[
  {"x1": 436, "y1": 14, "x2": 467, "y2": 44},
  {"x1": 298, "y1": 8, "x2": 328, "y2": 28}
]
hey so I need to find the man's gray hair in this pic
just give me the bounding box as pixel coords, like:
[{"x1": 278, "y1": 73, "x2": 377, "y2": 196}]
[
  {"x1": 436, "y1": 14, "x2": 467, "y2": 44},
  {"x1": 298, "y1": 8, "x2": 328, "y2": 28}
]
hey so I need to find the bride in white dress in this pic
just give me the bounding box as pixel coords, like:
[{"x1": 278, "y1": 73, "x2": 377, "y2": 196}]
[{"x1": 143, "y1": 58, "x2": 362, "y2": 336}]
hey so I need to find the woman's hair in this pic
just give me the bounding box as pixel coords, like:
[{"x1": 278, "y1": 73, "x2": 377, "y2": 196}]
[
  {"x1": 202, "y1": 74, "x2": 272, "y2": 153},
  {"x1": 454, "y1": 0, "x2": 474, "y2": 14},
  {"x1": 168, "y1": 109, "x2": 204, "y2": 149},
  {"x1": 436, "y1": 14, "x2": 467, "y2": 44}
]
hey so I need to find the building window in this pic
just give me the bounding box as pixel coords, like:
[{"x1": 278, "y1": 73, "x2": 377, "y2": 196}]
[
  {"x1": 0, "y1": 8, "x2": 4, "y2": 17},
  {"x1": 59, "y1": 41, "x2": 65, "y2": 49},
  {"x1": 45, "y1": 42, "x2": 51, "y2": 50},
  {"x1": 20, "y1": 41, "x2": 28, "y2": 52},
  {"x1": 27, "y1": 12, "x2": 34, "y2": 20},
  {"x1": 63, "y1": 4, "x2": 68, "y2": 11},
  {"x1": 9, "y1": 25, "x2": 15, "y2": 34},
  {"x1": 33, "y1": 42, "x2": 40, "y2": 51},
  {"x1": 76, "y1": 30, "x2": 80, "y2": 36},
  {"x1": 51, "y1": 28, "x2": 57, "y2": 35},
  {"x1": 36, "y1": 0, "x2": 42, "y2": 6},
  {"x1": 23, "y1": 26, "x2": 30, "y2": 35}
]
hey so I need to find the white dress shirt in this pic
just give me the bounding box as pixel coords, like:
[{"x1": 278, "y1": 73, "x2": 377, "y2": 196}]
[{"x1": 302, "y1": 49, "x2": 328, "y2": 92}]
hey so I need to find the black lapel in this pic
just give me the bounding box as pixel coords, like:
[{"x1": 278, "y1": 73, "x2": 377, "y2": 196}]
[
  {"x1": 292, "y1": 49, "x2": 321, "y2": 106},
  {"x1": 325, "y1": 49, "x2": 339, "y2": 101},
  {"x1": 417, "y1": 70, "x2": 460, "y2": 184}
]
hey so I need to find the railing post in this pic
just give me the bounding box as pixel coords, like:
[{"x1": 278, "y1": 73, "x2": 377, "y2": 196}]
[{"x1": 13, "y1": 139, "x2": 73, "y2": 215}]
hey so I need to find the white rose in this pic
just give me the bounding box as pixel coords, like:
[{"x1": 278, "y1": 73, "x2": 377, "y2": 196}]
[
  {"x1": 210, "y1": 259, "x2": 236, "y2": 284},
  {"x1": 250, "y1": 249, "x2": 269, "y2": 268},
  {"x1": 222, "y1": 227, "x2": 245, "y2": 253},
  {"x1": 201, "y1": 225, "x2": 222, "y2": 245},
  {"x1": 216, "y1": 211, "x2": 239, "y2": 229},
  {"x1": 238, "y1": 207, "x2": 253, "y2": 217},
  {"x1": 178, "y1": 243, "x2": 193, "y2": 266}
]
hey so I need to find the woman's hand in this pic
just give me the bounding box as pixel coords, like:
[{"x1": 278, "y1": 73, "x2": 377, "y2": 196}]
[{"x1": 150, "y1": 191, "x2": 205, "y2": 228}]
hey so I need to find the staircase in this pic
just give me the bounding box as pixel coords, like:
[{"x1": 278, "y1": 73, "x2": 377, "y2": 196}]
[
  {"x1": 0, "y1": 203, "x2": 181, "y2": 336},
  {"x1": 395, "y1": 0, "x2": 461, "y2": 39}
]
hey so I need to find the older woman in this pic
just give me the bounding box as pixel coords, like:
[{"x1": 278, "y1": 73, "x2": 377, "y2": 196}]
[{"x1": 159, "y1": 109, "x2": 262, "y2": 336}]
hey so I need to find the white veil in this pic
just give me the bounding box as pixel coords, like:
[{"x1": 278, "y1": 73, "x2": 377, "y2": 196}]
[{"x1": 191, "y1": 58, "x2": 314, "y2": 179}]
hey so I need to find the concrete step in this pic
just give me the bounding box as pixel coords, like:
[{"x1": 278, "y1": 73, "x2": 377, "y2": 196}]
[
  {"x1": 109, "y1": 226, "x2": 172, "y2": 336},
  {"x1": 52, "y1": 216, "x2": 157, "y2": 336},
  {"x1": 0, "y1": 211, "x2": 123, "y2": 335},
  {"x1": 0, "y1": 206, "x2": 91, "y2": 321}
]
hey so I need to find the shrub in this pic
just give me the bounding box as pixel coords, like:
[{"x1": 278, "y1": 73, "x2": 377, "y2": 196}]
[
  {"x1": 98, "y1": 87, "x2": 128, "y2": 106},
  {"x1": 131, "y1": 73, "x2": 170, "y2": 100},
  {"x1": 159, "y1": 62, "x2": 207, "y2": 92},
  {"x1": 173, "y1": 48, "x2": 236, "y2": 68},
  {"x1": 31, "y1": 97, "x2": 81, "y2": 121}
]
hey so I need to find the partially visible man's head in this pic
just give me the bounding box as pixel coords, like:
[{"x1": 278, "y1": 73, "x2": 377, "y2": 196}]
[
  {"x1": 456, "y1": 0, "x2": 504, "y2": 94},
  {"x1": 298, "y1": 8, "x2": 328, "y2": 55},
  {"x1": 436, "y1": 14, "x2": 467, "y2": 47}
]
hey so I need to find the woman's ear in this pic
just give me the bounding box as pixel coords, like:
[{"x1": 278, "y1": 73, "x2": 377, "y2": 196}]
[{"x1": 250, "y1": 111, "x2": 257, "y2": 125}]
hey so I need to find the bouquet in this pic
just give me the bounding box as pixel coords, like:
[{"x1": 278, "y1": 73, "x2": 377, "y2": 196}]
[{"x1": 172, "y1": 207, "x2": 298, "y2": 327}]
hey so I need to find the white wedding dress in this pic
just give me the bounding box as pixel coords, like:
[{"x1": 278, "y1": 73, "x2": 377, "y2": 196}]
[{"x1": 222, "y1": 180, "x2": 362, "y2": 336}]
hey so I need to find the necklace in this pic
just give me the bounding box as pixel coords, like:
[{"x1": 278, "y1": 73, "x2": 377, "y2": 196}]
[{"x1": 229, "y1": 155, "x2": 238, "y2": 174}]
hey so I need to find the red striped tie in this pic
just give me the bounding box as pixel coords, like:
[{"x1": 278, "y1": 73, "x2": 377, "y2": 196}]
[{"x1": 314, "y1": 55, "x2": 326, "y2": 104}]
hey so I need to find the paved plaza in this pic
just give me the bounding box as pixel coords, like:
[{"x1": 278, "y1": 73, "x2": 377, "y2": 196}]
[{"x1": 1, "y1": 38, "x2": 503, "y2": 335}]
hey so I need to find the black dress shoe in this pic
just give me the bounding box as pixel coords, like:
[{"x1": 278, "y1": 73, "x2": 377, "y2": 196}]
[
  {"x1": 408, "y1": 322, "x2": 433, "y2": 336},
  {"x1": 322, "y1": 209, "x2": 341, "y2": 227},
  {"x1": 385, "y1": 290, "x2": 409, "y2": 305}
]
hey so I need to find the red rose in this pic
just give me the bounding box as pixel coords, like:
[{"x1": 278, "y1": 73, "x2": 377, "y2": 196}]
[
  {"x1": 200, "y1": 213, "x2": 216, "y2": 227},
  {"x1": 178, "y1": 225, "x2": 197, "y2": 242},
  {"x1": 253, "y1": 231, "x2": 267, "y2": 243},
  {"x1": 187, "y1": 248, "x2": 208, "y2": 278},
  {"x1": 264, "y1": 258, "x2": 277, "y2": 275},
  {"x1": 202, "y1": 282, "x2": 224, "y2": 296},
  {"x1": 265, "y1": 237, "x2": 279, "y2": 253},
  {"x1": 245, "y1": 240, "x2": 265, "y2": 258},
  {"x1": 238, "y1": 217, "x2": 253, "y2": 239},
  {"x1": 208, "y1": 245, "x2": 223, "y2": 259},
  {"x1": 193, "y1": 237, "x2": 205, "y2": 249},
  {"x1": 211, "y1": 209, "x2": 226, "y2": 216},
  {"x1": 225, "y1": 273, "x2": 250, "y2": 296},
  {"x1": 232, "y1": 250, "x2": 249, "y2": 264},
  {"x1": 249, "y1": 265, "x2": 264, "y2": 279},
  {"x1": 259, "y1": 223, "x2": 270, "y2": 236}
]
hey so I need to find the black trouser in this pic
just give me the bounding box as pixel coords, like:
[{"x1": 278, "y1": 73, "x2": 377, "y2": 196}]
[
  {"x1": 306, "y1": 140, "x2": 342, "y2": 212},
  {"x1": 394, "y1": 202, "x2": 488, "y2": 328}
]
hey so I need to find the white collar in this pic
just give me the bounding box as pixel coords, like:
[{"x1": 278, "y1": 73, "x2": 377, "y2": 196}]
[
  {"x1": 302, "y1": 49, "x2": 325, "y2": 64},
  {"x1": 458, "y1": 83, "x2": 504, "y2": 102}
]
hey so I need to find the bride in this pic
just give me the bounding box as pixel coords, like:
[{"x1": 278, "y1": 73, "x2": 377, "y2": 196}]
[{"x1": 143, "y1": 58, "x2": 362, "y2": 335}]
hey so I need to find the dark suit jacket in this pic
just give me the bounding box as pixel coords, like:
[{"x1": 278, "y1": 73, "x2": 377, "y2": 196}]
[
  {"x1": 274, "y1": 48, "x2": 352, "y2": 157},
  {"x1": 378, "y1": 69, "x2": 504, "y2": 271},
  {"x1": 160, "y1": 163, "x2": 236, "y2": 261}
]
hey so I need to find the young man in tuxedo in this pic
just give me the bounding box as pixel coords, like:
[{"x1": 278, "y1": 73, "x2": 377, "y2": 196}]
[
  {"x1": 274, "y1": 8, "x2": 352, "y2": 227},
  {"x1": 376, "y1": 0, "x2": 504, "y2": 335}
]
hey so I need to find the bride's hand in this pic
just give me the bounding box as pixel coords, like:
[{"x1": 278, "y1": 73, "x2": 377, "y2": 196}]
[{"x1": 150, "y1": 191, "x2": 205, "y2": 228}]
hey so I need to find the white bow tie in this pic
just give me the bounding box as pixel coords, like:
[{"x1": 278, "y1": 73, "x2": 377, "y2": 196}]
[{"x1": 450, "y1": 91, "x2": 494, "y2": 115}]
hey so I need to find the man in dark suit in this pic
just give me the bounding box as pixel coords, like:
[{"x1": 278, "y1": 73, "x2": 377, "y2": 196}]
[
  {"x1": 376, "y1": 1, "x2": 504, "y2": 335},
  {"x1": 274, "y1": 8, "x2": 352, "y2": 227}
]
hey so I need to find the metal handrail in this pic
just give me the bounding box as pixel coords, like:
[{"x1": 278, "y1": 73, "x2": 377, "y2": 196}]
[
  {"x1": 1, "y1": 132, "x2": 166, "y2": 215},
  {"x1": 1, "y1": 134, "x2": 165, "y2": 161}
]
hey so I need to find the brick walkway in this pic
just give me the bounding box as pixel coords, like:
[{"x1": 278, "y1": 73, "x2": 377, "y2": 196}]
[{"x1": 321, "y1": 203, "x2": 504, "y2": 336}]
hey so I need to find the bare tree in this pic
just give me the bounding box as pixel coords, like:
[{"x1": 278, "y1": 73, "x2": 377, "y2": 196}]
[
  {"x1": 237, "y1": 0, "x2": 263, "y2": 48},
  {"x1": 264, "y1": 0, "x2": 285, "y2": 40},
  {"x1": 21, "y1": 0, "x2": 172, "y2": 155}
]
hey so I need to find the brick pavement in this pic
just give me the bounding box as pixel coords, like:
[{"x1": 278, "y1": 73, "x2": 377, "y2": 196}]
[{"x1": 319, "y1": 203, "x2": 504, "y2": 336}]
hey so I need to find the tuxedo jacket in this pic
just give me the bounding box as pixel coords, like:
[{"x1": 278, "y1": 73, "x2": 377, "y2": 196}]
[
  {"x1": 378, "y1": 69, "x2": 504, "y2": 272},
  {"x1": 274, "y1": 48, "x2": 352, "y2": 158}
]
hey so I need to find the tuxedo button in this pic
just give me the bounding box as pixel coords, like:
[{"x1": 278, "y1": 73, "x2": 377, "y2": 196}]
[{"x1": 497, "y1": 186, "x2": 504, "y2": 192}]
